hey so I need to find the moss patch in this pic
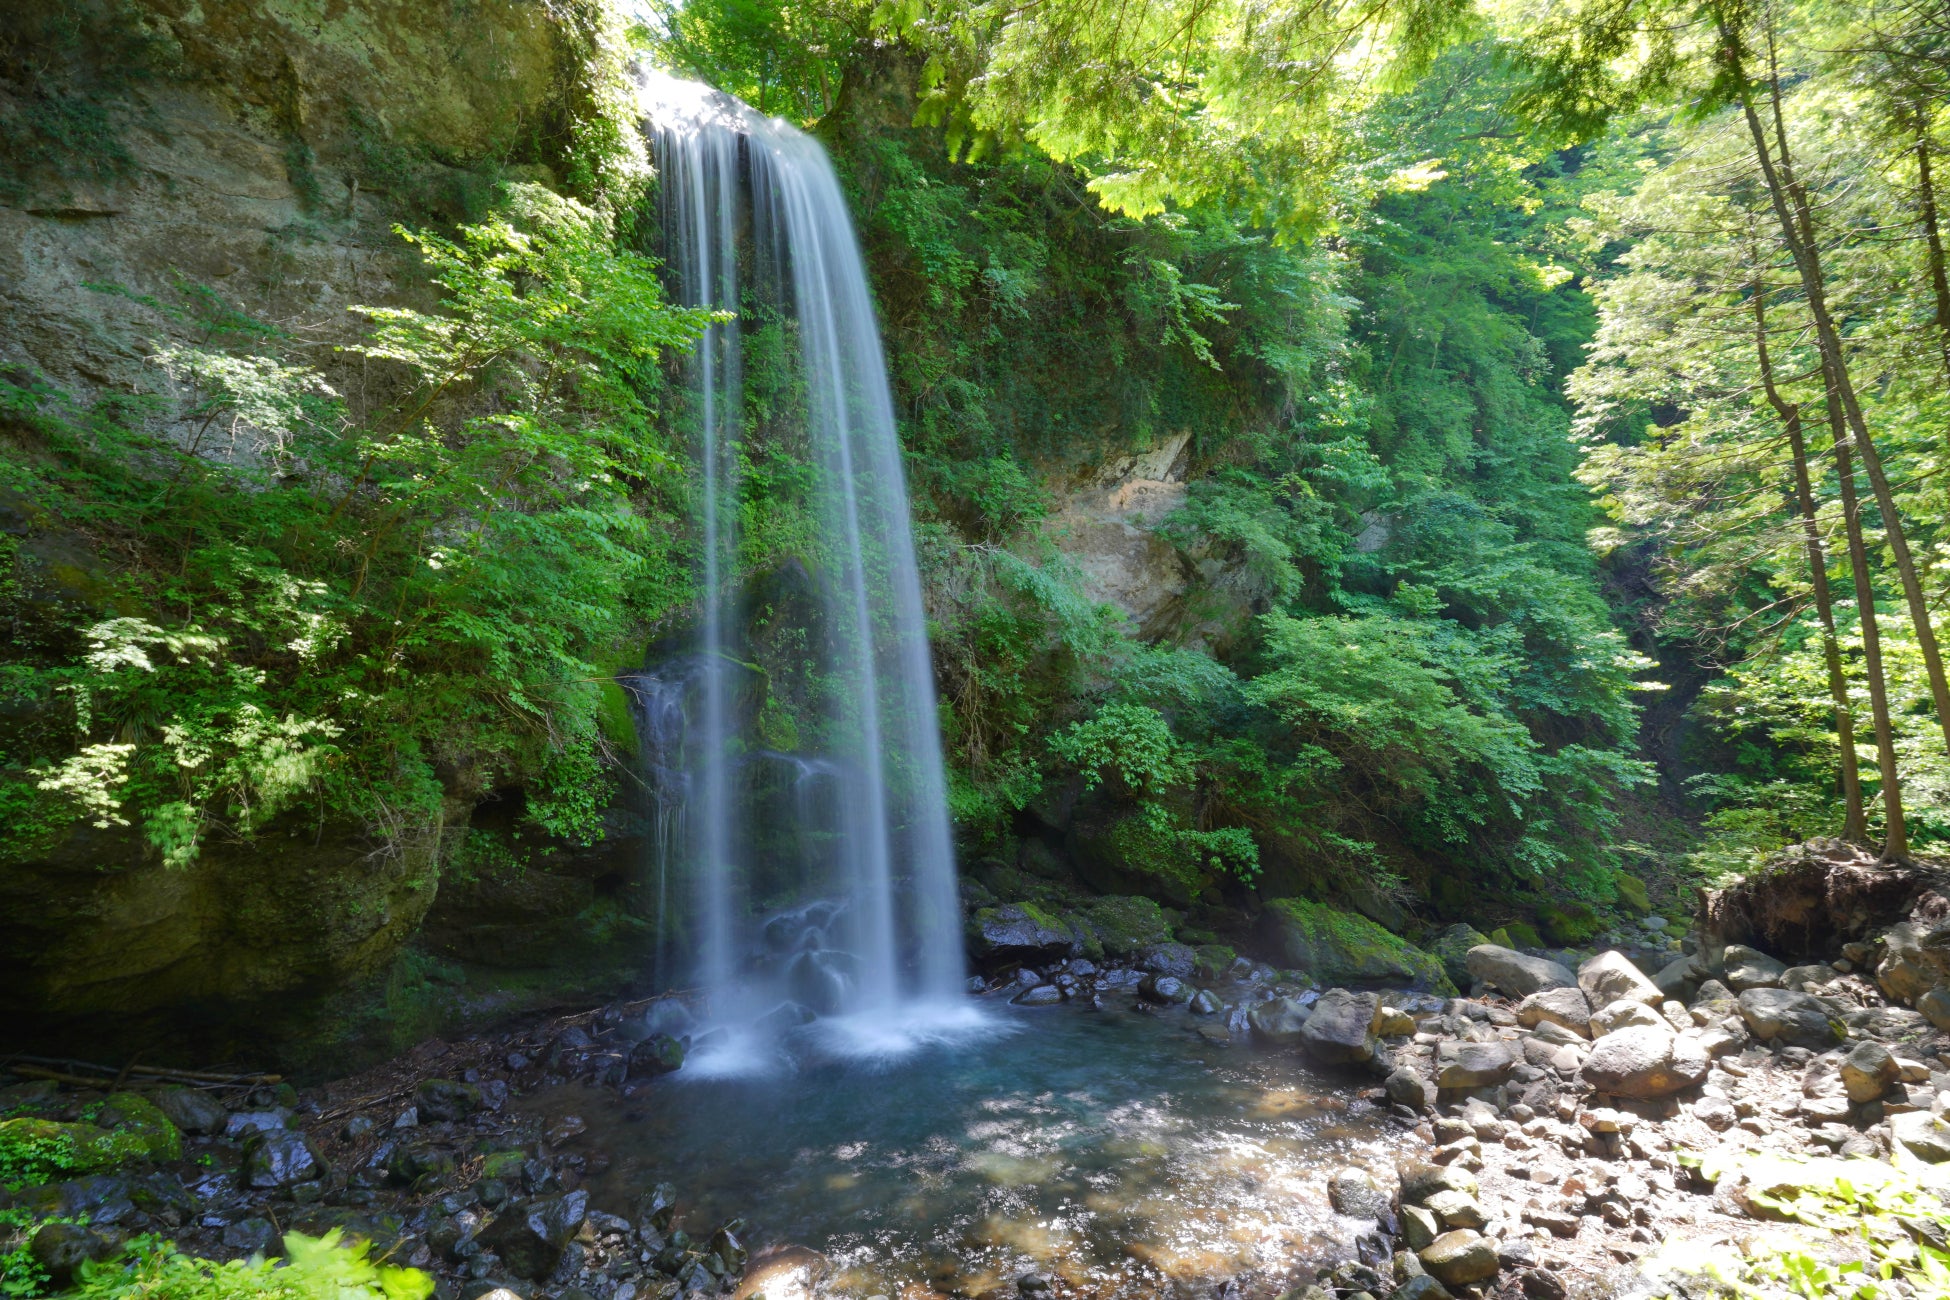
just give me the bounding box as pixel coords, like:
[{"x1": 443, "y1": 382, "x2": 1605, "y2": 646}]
[
  {"x1": 1536, "y1": 900, "x2": 1603, "y2": 946},
  {"x1": 1259, "y1": 899, "x2": 1454, "y2": 994},
  {"x1": 1077, "y1": 895, "x2": 1174, "y2": 958}
]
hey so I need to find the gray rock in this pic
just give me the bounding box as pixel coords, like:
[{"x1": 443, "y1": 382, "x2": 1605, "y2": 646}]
[
  {"x1": 417, "y1": 1079, "x2": 484, "y2": 1122},
  {"x1": 1300, "y1": 989, "x2": 1380, "y2": 1065},
  {"x1": 968, "y1": 904, "x2": 1079, "y2": 964},
  {"x1": 1579, "y1": 1025, "x2": 1709, "y2": 1098},
  {"x1": 1419, "y1": 1231, "x2": 1500, "y2": 1287},
  {"x1": 1188, "y1": 989, "x2": 1223, "y2": 1015},
  {"x1": 1386, "y1": 1068, "x2": 1436, "y2": 1111},
  {"x1": 1891, "y1": 1111, "x2": 1950, "y2": 1162},
  {"x1": 1690, "y1": 978, "x2": 1737, "y2": 1018},
  {"x1": 1137, "y1": 943, "x2": 1197, "y2": 980},
  {"x1": 1516, "y1": 987, "x2": 1591, "y2": 1038},
  {"x1": 1920, "y1": 986, "x2": 1950, "y2": 1032},
  {"x1": 1840, "y1": 1042, "x2": 1899, "y2": 1104},
  {"x1": 1401, "y1": 1205, "x2": 1441, "y2": 1251},
  {"x1": 478, "y1": 1190, "x2": 589, "y2": 1280},
  {"x1": 1590, "y1": 998, "x2": 1666, "y2": 1036},
  {"x1": 225, "y1": 1110, "x2": 290, "y2": 1137},
  {"x1": 1578, "y1": 951, "x2": 1661, "y2": 1008},
  {"x1": 221, "y1": 1217, "x2": 280, "y2": 1255},
  {"x1": 1722, "y1": 945, "x2": 1788, "y2": 992},
  {"x1": 1694, "y1": 1096, "x2": 1737, "y2": 1130},
  {"x1": 1139, "y1": 973, "x2": 1192, "y2": 1004},
  {"x1": 1651, "y1": 954, "x2": 1705, "y2": 1003},
  {"x1": 1875, "y1": 922, "x2": 1944, "y2": 1005},
  {"x1": 1395, "y1": 1273, "x2": 1452, "y2": 1300},
  {"x1": 1424, "y1": 1189, "x2": 1486, "y2": 1230},
  {"x1": 1398, "y1": 1159, "x2": 1478, "y2": 1206},
  {"x1": 149, "y1": 1086, "x2": 227, "y2": 1136},
  {"x1": 240, "y1": 1130, "x2": 324, "y2": 1189},
  {"x1": 1329, "y1": 1167, "x2": 1392, "y2": 1221},
  {"x1": 1248, "y1": 996, "x2": 1314, "y2": 1044},
  {"x1": 1435, "y1": 1040, "x2": 1516, "y2": 1090},
  {"x1": 629, "y1": 1033, "x2": 686, "y2": 1077},
  {"x1": 1013, "y1": 983, "x2": 1063, "y2": 1006},
  {"x1": 1431, "y1": 925, "x2": 1493, "y2": 990},
  {"x1": 1465, "y1": 945, "x2": 1575, "y2": 999},
  {"x1": 1526, "y1": 1018, "x2": 1584, "y2": 1048},
  {"x1": 29, "y1": 1223, "x2": 120, "y2": 1289},
  {"x1": 1737, "y1": 988, "x2": 1844, "y2": 1049}
]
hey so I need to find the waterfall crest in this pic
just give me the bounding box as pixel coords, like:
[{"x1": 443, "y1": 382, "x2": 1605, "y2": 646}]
[{"x1": 628, "y1": 69, "x2": 973, "y2": 1069}]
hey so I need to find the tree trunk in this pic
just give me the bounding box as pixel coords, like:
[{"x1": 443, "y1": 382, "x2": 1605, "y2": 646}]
[
  {"x1": 1721, "y1": 24, "x2": 1950, "y2": 761},
  {"x1": 1912, "y1": 104, "x2": 1950, "y2": 383},
  {"x1": 1752, "y1": 287, "x2": 1867, "y2": 841}
]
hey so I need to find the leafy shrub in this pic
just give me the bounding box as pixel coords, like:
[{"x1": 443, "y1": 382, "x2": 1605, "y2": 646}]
[{"x1": 67, "y1": 1230, "x2": 432, "y2": 1300}]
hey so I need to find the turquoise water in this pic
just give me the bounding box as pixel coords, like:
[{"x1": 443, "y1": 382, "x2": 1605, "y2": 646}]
[{"x1": 541, "y1": 1003, "x2": 1392, "y2": 1298}]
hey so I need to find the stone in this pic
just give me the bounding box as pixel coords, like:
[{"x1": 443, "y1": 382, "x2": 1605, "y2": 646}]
[
  {"x1": 1465, "y1": 946, "x2": 1576, "y2": 999},
  {"x1": 478, "y1": 1190, "x2": 590, "y2": 1280},
  {"x1": 1691, "y1": 979, "x2": 1737, "y2": 1018},
  {"x1": 1137, "y1": 943, "x2": 1198, "y2": 979},
  {"x1": 1398, "y1": 1159, "x2": 1478, "y2": 1206},
  {"x1": 1919, "y1": 986, "x2": 1950, "y2": 1032},
  {"x1": 1329, "y1": 1168, "x2": 1392, "y2": 1221},
  {"x1": 1722, "y1": 945, "x2": 1788, "y2": 992},
  {"x1": 1249, "y1": 997, "x2": 1314, "y2": 1045},
  {"x1": 92, "y1": 1093, "x2": 182, "y2": 1162},
  {"x1": 1614, "y1": 872, "x2": 1651, "y2": 915},
  {"x1": 222, "y1": 1217, "x2": 280, "y2": 1255},
  {"x1": 1891, "y1": 1111, "x2": 1950, "y2": 1163},
  {"x1": 416, "y1": 1079, "x2": 484, "y2": 1122},
  {"x1": 1737, "y1": 988, "x2": 1844, "y2": 1049},
  {"x1": 1578, "y1": 951, "x2": 1662, "y2": 1008},
  {"x1": 1386, "y1": 1068, "x2": 1436, "y2": 1111},
  {"x1": 1258, "y1": 899, "x2": 1453, "y2": 992},
  {"x1": 29, "y1": 1223, "x2": 120, "y2": 1289},
  {"x1": 1188, "y1": 989, "x2": 1223, "y2": 1015},
  {"x1": 1300, "y1": 989, "x2": 1380, "y2": 1065},
  {"x1": 1423, "y1": 1190, "x2": 1486, "y2": 1230},
  {"x1": 1013, "y1": 984, "x2": 1063, "y2": 1006},
  {"x1": 1401, "y1": 1205, "x2": 1441, "y2": 1251},
  {"x1": 1375, "y1": 1006, "x2": 1417, "y2": 1037},
  {"x1": 1651, "y1": 954, "x2": 1704, "y2": 1002},
  {"x1": 1139, "y1": 973, "x2": 1192, "y2": 1004},
  {"x1": 1436, "y1": 1040, "x2": 1516, "y2": 1090},
  {"x1": 1538, "y1": 899, "x2": 1604, "y2": 946},
  {"x1": 629, "y1": 1033, "x2": 686, "y2": 1077},
  {"x1": 1840, "y1": 1042, "x2": 1900, "y2": 1104},
  {"x1": 148, "y1": 1086, "x2": 227, "y2": 1136},
  {"x1": 1431, "y1": 924, "x2": 1493, "y2": 990},
  {"x1": 1694, "y1": 1096, "x2": 1737, "y2": 1131},
  {"x1": 240, "y1": 1130, "x2": 324, "y2": 1189},
  {"x1": 1526, "y1": 1018, "x2": 1584, "y2": 1048},
  {"x1": 1590, "y1": 998, "x2": 1666, "y2": 1036},
  {"x1": 1394, "y1": 1274, "x2": 1452, "y2": 1300},
  {"x1": 1418, "y1": 1231, "x2": 1500, "y2": 1287},
  {"x1": 1516, "y1": 987, "x2": 1592, "y2": 1038},
  {"x1": 1580, "y1": 1025, "x2": 1709, "y2": 1098},
  {"x1": 1875, "y1": 922, "x2": 1942, "y2": 1005},
  {"x1": 968, "y1": 904, "x2": 1079, "y2": 964}
]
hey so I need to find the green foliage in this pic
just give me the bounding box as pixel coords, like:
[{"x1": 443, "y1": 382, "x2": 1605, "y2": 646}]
[
  {"x1": 0, "y1": 184, "x2": 711, "y2": 865},
  {"x1": 67, "y1": 1231, "x2": 432, "y2": 1300}
]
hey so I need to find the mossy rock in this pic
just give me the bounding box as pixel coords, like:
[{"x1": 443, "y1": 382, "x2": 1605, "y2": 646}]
[
  {"x1": 1613, "y1": 872, "x2": 1652, "y2": 916},
  {"x1": 1193, "y1": 944, "x2": 1238, "y2": 982},
  {"x1": 96, "y1": 1093, "x2": 183, "y2": 1162},
  {"x1": 1490, "y1": 921, "x2": 1545, "y2": 951},
  {"x1": 1429, "y1": 924, "x2": 1491, "y2": 989},
  {"x1": 1077, "y1": 896, "x2": 1174, "y2": 959},
  {"x1": 967, "y1": 902, "x2": 1081, "y2": 965},
  {"x1": 0, "y1": 1116, "x2": 160, "y2": 1184},
  {"x1": 1256, "y1": 899, "x2": 1455, "y2": 994},
  {"x1": 1536, "y1": 901, "x2": 1603, "y2": 947}
]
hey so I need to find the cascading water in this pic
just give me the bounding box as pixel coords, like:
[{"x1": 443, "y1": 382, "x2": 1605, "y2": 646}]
[{"x1": 628, "y1": 69, "x2": 975, "y2": 1068}]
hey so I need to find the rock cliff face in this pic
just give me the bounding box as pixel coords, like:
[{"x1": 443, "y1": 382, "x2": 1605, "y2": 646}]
[{"x1": 0, "y1": 0, "x2": 635, "y2": 1062}]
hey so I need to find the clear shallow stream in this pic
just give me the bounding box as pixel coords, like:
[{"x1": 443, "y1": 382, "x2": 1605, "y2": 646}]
[{"x1": 528, "y1": 1002, "x2": 1392, "y2": 1300}]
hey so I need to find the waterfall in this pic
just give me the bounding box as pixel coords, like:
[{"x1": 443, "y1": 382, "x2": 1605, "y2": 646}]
[{"x1": 630, "y1": 69, "x2": 974, "y2": 1067}]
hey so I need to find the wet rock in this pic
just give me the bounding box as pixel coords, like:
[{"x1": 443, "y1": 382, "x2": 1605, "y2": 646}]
[
  {"x1": 629, "y1": 1034, "x2": 686, "y2": 1078},
  {"x1": 1722, "y1": 945, "x2": 1788, "y2": 992},
  {"x1": 544, "y1": 1114, "x2": 586, "y2": 1147},
  {"x1": 241, "y1": 1130, "x2": 324, "y2": 1190},
  {"x1": 1424, "y1": 1190, "x2": 1485, "y2": 1230},
  {"x1": 1139, "y1": 974, "x2": 1192, "y2": 1004},
  {"x1": 478, "y1": 1190, "x2": 589, "y2": 1280},
  {"x1": 1580, "y1": 1025, "x2": 1708, "y2": 1098},
  {"x1": 417, "y1": 1079, "x2": 484, "y2": 1122},
  {"x1": 149, "y1": 1086, "x2": 227, "y2": 1136},
  {"x1": 1329, "y1": 1168, "x2": 1393, "y2": 1221},
  {"x1": 29, "y1": 1222, "x2": 120, "y2": 1288},
  {"x1": 1516, "y1": 988, "x2": 1591, "y2": 1039},
  {"x1": 1578, "y1": 951, "x2": 1661, "y2": 1009},
  {"x1": 1590, "y1": 999, "x2": 1666, "y2": 1037},
  {"x1": 1418, "y1": 1231, "x2": 1500, "y2": 1287},
  {"x1": 1465, "y1": 946, "x2": 1574, "y2": 999},
  {"x1": 635, "y1": 1183, "x2": 678, "y2": 1232},
  {"x1": 1301, "y1": 989, "x2": 1380, "y2": 1065},
  {"x1": 1519, "y1": 1269, "x2": 1566, "y2": 1300},
  {"x1": 709, "y1": 1224, "x2": 748, "y2": 1272},
  {"x1": 1386, "y1": 1068, "x2": 1436, "y2": 1111},
  {"x1": 1247, "y1": 996, "x2": 1314, "y2": 1045},
  {"x1": 1435, "y1": 1041, "x2": 1515, "y2": 1090},
  {"x1": 1401, "y1": 1205, "x2": 1441, "y2": 1251},
  {"x1": 1013, "y1": 984, "x2": 1063, "y2": 1006},
  {"x1": 1736, "y1": 988, "x2": 1844, "y2": 1049},
  {"x1": 1137, "y1": 943, "x2": 1198, "y2": 980},
  {"x1": 1189, "y1": 989, "x2": 1223, "y2": 1015},
  {"x1": 1398, "y1": 1159, "x2": 1477, "y2": 1207},
  {"x1": 222, "y1": 1217, "x2": 281, "y2": 1255},
  {"x1": 225, "y1": 1110, "x2": 291, "y2": 1137},
  {"x1": 968, "y1": 904, "x2": 1079, "y2": 965},
  {"x1": 1395, "y1": 1274, "x2": 1451, "y2": 1300}
]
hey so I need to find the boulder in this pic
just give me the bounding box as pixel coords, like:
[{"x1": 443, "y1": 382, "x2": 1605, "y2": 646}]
[
  {"x1": 1920, "y1": 986, "x2": 1950, "y2": 1032},
  {"x1": 1839, "y1": 1042, "x2": 1899, "y2": 1104},
  {"x1": 0, "y1": 1117, "x2": 157, "y2": 1180},
  {"x1": 148, "y1": 1086, "x2": 227, "y2": 1136},
  {"x1": 1137, "y1": 943, "x2": 1197, "y2": 980},
  {"x1": 1435, "y1": 1041, "x2": 1516, "y2": 1090},
  {"x1": 629, "y1": 1033, "x2": 687, "y2": 1077},
  {"x1": 1579, "y1": 1025, "x2": 1708, "y2": 1098},
  {"x1": 29, "y1": 1223, "x2": 120, "y2": 1289},
  {"x1": 1419, "y1": 1231, "x2": 1500, "y2": 1287},
  {"x1": 1386, "y1": 1068, "x2": 1436, "y2": 1111},
  {"x1": 1736, "y1": 988, "x2": 1844, "y2": 1050},
  {"x1": 1590, "y1": 998, "x2": 1666, "y2": 1037},
  {"x1": 1076, "y1": 896, "x2": 1174, "y2": 959},
  {"x1": 1430, "y1": 924, "x2": 1493, "y2": 990},
  {"x1": 1578, "y1": 951, "x2": 1661, "y2": 1008},
  {"x1": 1258, "y1": 900, "x2": 1453, "y2": 993},
  {"x1": 1690, "y1": 979, "x2": 1737, "y2": 1018},
  {"x1": 1890, "y1": 1111, "x2": 1950, "y2": 1163},
  {"x1": 95, "y1": 1093, "x2": 182, "y2": 1162},
  {"x1": 968, "y1": 904, "x2": 1079, "y2": 965},
  {"x1": 1328, "y1": 1167, "x2": 1392, "y2": 1221},
  {"x1": 1139, "y1": 974, "x2": 1192, "y2": 1004},
  {"x1": 1398, "y1": 1159, "x2": 1478, "y2": 1206},
  {"x1": 1614, "y1": 872, "x2": 1652, "y2": 915},
  {"x1": 1516, "y1": 988, "x2": 1591, "y2": 1039},
  {"x1": 1248, "y1": 996, "x2": 1314, "y2": 1045},
  {"x1": 1374, "y1": 1006, "x2": 1417, "y2": 1037},
  {"x1": 1300, "y1": 989, "x2": 1380, "y2": 1065},
  {"x1": 478, "y1": 1190, "x2": 589, "y2": 1280},
  {"x1": 240, "y1": 1131, "x2": 324, "y2": 1189},
  {"x1": 1875, "y1": 922, "x2": 1944, "y2": 1005},
  {"x1": 1722, "y1": 945, "x2": 1788, "y2": 992},
  {"x1": 1401, "y1": 1205, "x2": 1441, "y2": 1251},
  {"x1": 1014, "y1": 984, "x2": 1063, "y2": 1006},
  {"x1": 1651, "y1": 954, "x2": 1705, "y2": 1003},
  {"x1": 1464, "y1": 946, "x2": 1575, "y2": 999},
  {"x1": 416, "y1": 1079, "x2": 484, "y2": 1122},
  {"x1": 1188, "y1": 989, "x2": 1223, "y2": 1016},
  {"x1": 1537, "y1": 899, "x2": 1603, "y2": 947}
]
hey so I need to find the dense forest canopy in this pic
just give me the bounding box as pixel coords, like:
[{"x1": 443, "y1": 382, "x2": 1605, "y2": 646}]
[{"x1": 7, "y1": 0, "x2": 1950, "y2": 954}]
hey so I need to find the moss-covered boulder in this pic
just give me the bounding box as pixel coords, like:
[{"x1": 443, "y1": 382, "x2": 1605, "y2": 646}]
[
  {"x1": 1490, "y1": 921, "x2": 1544, "y2": 950},
  {"x1": 1075, "y1": 896, "x2": 1174, "y2": 959},
  {"x1": 1429, "y1": 924, "x2": 1491, "y2": 990},
  {"x1": 1256, "y1": 900, "x2": 1455, "y2": 994},
  {"x1": 0, "y1": 1117, "x2": 160, "y2": 1182},
  {"x1": 1613, "y1": 872, "x2": 1651, "y2": 916},
  {"x1": 1537, "y1": 900, "x2": 1604, "y2": 946},
  {"x1": 967, "y1": 903, "x2": 1081, "y2": 967},
  {"x1": 96, "y1": 1093, "x2": 183, "y2": 1162}
]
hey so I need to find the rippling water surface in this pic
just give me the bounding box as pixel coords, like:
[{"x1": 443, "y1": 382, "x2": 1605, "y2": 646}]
[{"x1": 532, "y1": 1003, "x2": 1392, "y2": 1299}]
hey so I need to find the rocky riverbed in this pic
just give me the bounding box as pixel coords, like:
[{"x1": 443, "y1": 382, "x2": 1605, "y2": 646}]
[{"x1": 8, "y1": 861, "x2": 1950, "y2": 1300}]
